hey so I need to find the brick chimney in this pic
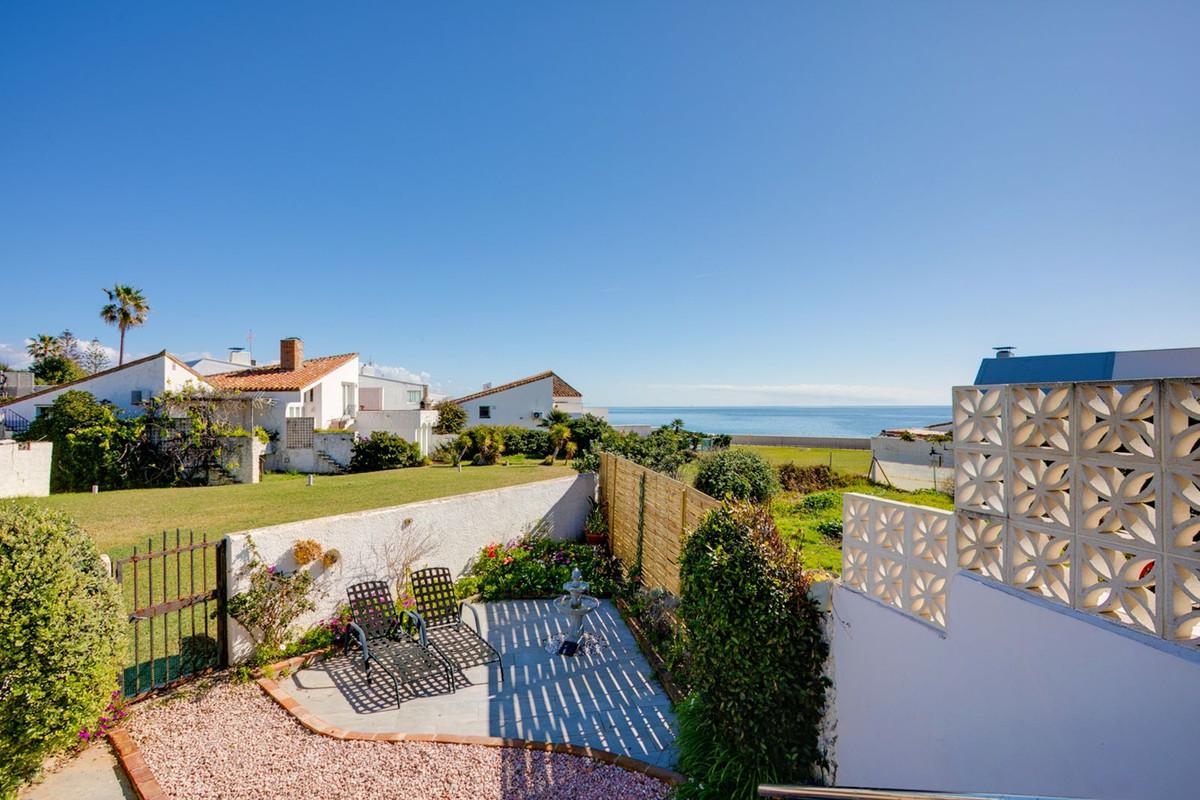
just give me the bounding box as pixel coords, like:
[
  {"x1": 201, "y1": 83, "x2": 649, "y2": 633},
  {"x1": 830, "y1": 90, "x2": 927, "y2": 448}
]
[{"x1": 280, "y1": 338, "x2": 303, "y2": 371}]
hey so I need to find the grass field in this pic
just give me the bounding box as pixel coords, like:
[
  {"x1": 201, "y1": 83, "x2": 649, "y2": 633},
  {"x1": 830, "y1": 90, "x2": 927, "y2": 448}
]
[
  {"x1": 678, "y1": 444, "x2": 873, "y2": 484},
  {"x1": 22, "y1": 463, "x2": 575, "y2": 559},
  {"x1": 774, "y1": 482, "x2": 954, "y2": 572}
]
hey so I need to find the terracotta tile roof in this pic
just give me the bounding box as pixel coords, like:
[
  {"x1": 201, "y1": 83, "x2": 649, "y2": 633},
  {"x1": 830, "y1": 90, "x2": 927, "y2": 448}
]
[
  {"x1": 451, "y1": 371, "x2": 582, "y2": 404},
  {"x1": 206, "y1": 353, "x2": 357, "y2": 392},
  {"x1": 0, "y1": 351, "x2": 208, "y2": 407}
]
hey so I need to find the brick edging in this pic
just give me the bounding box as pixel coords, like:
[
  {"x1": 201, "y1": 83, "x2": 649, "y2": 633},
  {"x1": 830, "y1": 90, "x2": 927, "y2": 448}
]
[
  {"x1": 108, "y1": 729, "x2": 167, "y2": 800},
  {"x1": 257, "y1": 675, "x2": 686, "y2": 786}
]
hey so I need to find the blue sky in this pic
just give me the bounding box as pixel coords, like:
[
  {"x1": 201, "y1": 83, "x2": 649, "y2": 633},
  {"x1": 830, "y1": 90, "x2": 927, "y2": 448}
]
[{"x1": 2, "y1": 2, "x2": 1197, "y2": 406}]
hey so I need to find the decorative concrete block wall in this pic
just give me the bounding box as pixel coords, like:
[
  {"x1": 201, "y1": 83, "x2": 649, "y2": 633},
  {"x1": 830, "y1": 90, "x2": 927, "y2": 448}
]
[{"x1": 953, "y1": 379, "x2": 1200, "y2": 647}]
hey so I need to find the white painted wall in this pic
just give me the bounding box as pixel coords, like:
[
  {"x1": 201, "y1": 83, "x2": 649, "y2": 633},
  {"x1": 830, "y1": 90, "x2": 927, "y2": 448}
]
[
  {"x1": 0, "y1": 354, "x2": 209, "y2": 420},
  {"x1": 0, "y1": 440, "x2": 52, "y2": 497},
  {"x1": 354, "y1": 409, "x2": 439, "y2": 454},
  {"x1": 830, "y1": 573, "x2": 1200, "y2": 800},
  {"x1": 358, "y1": 372, "x2": 424, "y2": 410},
  {"x1": 314, "y1": 357, "x2": 360, "y2": 428},
  {"x1": 223, "y1": 474, "x2": 594, "y2": 662},
  {"x1": 459, "y1": 377, "x2": 555, "y2": 428}
]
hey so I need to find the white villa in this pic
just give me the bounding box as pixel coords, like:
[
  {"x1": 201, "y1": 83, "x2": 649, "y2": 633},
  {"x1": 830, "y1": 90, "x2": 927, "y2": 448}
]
[{"x1": 451, "y1": 370, "x2": 601, "y2": 428}]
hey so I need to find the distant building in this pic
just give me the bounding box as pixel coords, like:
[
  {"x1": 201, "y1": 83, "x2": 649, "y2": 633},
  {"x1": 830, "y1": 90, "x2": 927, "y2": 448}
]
[
  {"x1": 452, "y1": 370, "x2": 601, "y2": 429},
  {"x1": 975, "y1": 346, "x2": 1200, "y2": 384},
  {"x1": 0, "y1": 370, "x2": 35, "y2": 401},
  {"x1": 185, "y1": 347, "x2": 260, "y2": 376}
]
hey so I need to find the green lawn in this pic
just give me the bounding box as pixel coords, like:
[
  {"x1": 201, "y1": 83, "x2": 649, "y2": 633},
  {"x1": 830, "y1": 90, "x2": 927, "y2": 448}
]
[
  {"x1": 774, "y1": 481, "x2": 954, "y2": 573},
  {"x1": 21, "y1": 463, "x2": 575, "y2": 559},
  {"x1": 679, "y1": 444, "x2": 873, "y2": 484}
]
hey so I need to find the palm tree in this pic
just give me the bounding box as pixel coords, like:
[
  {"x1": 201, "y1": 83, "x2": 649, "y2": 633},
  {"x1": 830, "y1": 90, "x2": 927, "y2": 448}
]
[
  {"x1": 26, "y1": 333, "x2": 63, "y2": 361},
  {"x1": 548, "y1": 423, "x2": 573, "y2": 462},
  {"x1": 100, "y1": 285, "x2": 151, "y2": 365},
  {"x1": 539, "y1": 408, "x2": 573, "y2": 428}
]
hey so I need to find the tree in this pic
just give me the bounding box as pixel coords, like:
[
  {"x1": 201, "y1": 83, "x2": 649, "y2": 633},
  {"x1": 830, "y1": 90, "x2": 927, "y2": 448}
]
[
  {"x1": 0, "y1": 504, "x2": 125, "y2": 795},
  {"x1": 547, "y1": 422, "x2": 572, "y2": 462},
  {"x1": 433, "y1": 400, "x2": 467, "y2": 434},
  {"x1": 100, "y1": 284, "x2": 150, "y2": 366},
  {"x1": 538, "y1": 408, "x2": 573, "y2": 428},
  {"x1": 25, "y1": 333, "x2": 62, "y2": 362},
  {"x1": 21, "y1": 390, "x2": 126, "y2": 491},
  {"x1": 29, "y1": 355, "x2": 86, "y2": 386},
  {"x1": 81, "y1": 339, "x2": 110, "y2": 374},
  {"x1": 58, "y1": 329, "x2": 82, "y2": 363}
]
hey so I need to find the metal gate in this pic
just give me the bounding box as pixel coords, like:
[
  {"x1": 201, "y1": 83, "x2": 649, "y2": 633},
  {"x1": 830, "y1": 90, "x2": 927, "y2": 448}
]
[{"x1": 112, "y1": 531, "x2": 228, "y2": 699}]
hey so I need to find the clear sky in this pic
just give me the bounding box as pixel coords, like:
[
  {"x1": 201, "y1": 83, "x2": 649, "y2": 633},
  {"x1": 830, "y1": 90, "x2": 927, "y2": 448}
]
[{"x1": 2, "y1": 2, "x2": 1197, "y2": 405}]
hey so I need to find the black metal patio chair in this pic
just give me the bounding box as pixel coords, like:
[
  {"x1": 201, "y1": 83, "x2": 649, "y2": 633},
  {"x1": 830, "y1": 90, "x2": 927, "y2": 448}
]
[
  {"x1": 344, "y1": 580, "x2": 454, "y2": 708},
  {"x1": 410, "y1": 567, "x2": 503, "y2": 683}
]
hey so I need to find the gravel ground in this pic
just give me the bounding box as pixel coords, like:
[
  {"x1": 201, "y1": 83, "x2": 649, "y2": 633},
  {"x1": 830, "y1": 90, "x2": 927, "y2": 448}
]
[{"x1": 126, "y1": 681, "x2": 671, "y2": 800}]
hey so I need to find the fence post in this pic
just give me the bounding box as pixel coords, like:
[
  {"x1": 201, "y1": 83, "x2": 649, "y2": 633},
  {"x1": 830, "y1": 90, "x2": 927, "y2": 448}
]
[{"x1": 215, "y1": 538, "x2": 230, "y2": 668}]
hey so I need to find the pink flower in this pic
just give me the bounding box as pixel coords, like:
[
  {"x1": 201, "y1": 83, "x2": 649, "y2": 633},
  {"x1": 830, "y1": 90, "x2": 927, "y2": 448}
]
[{"x1": 78, "y1": 730, "x2": 90, "y2": 740}]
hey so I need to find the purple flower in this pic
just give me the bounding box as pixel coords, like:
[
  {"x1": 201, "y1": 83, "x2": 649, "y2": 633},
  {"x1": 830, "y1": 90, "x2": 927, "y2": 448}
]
[
  {"x1": 266, "y1": 565, "x2": 277, "y2": 575},
  {"x1": 78, "y1": 730, "x2": 90, "y2": 740}
]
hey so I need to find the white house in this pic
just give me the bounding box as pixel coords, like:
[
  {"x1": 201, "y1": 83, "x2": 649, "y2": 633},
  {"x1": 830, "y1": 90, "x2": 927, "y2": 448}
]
[
  {"x1": 451, "y1": 370, "x2": 599, "y2": 428},
  {"x1": 0, "y1": 351, "x2": 212, "y2": 424},
  {"x1": 186, "y1": 347, "x2": 260, "y2": 376},
  {"x1": 206, "y1": 338, "x2": 360, "y2": 435}
]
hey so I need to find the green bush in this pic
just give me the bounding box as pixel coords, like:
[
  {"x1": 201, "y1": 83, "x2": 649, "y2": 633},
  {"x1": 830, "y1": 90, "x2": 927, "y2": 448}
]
[
  {"x1": 21, "y1": 390, "x2": 127, "y2": 492},
  {"x1": 798, "y1": 491, "x2": 841, "y2": 514},
  {"x1": 566, "y1": 413, "x2": 612, "y2": 452},
  {"x1": 458, "y1": 532, "x2": 625, "y2": 600},
  {"x1": 433, "y1": 401, "x2": 467, "y2": 435},
  {"x1": 676, "y1": 505, "x2": 828, "y2": 798},
  {"x1": 499, "y1": 426, "x2": 552, "y2": 457},
  {"x1": 813, "y1": 518, "x2": 843, "y2": 539},
  {"x1": 0, "y1": 503, "x2": 126, "y2": 796},
  {"x1": 777, "y1": 463, "x2": 849, "y2": 494},
  {"x1": 693, "y1": 449, "x2": 778, "y2": 503},
  {"x1": 349, "y1": 431, "x2": 424, "y2": 472}
]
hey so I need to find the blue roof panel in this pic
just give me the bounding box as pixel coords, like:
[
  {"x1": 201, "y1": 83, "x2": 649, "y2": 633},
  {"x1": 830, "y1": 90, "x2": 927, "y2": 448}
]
[{"x1": 974, "y1": 351, "x2": 1116, "y2": 385}]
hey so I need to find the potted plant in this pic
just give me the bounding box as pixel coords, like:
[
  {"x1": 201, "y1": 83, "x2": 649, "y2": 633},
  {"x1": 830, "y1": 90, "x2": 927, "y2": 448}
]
[{"x1": 583, "y1": 498, "x2": 608, "y2": 546}]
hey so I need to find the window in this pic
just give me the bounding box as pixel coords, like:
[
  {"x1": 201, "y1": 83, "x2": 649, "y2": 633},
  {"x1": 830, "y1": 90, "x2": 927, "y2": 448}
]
[
  {"x1": 479, "y1": 405, "x2": 491, "y2": 419},
  {"x1": 304, "y1": 388, "x2": 315, "y2": 403},
  {"x1": 407, "y1": 390, "x2": 422, "y2": 404},
  {"x1": 35, "y1": 405, "x2": 51, "y2": 418},
  {"x1": 130, "y1": 390, "x2": 144, "y2": 405},
  {"x1": 342, "y1": 383, "x2": 356, "y2": 416}
]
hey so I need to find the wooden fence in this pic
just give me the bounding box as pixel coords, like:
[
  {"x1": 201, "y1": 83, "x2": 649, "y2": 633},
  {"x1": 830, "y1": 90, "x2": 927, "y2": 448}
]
[{"x1": 598, "y1": 452, "x2": 721, "y2": 594}]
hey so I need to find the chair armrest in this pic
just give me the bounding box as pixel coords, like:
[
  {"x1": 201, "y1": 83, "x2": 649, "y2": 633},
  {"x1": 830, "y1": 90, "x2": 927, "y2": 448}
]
[
  {"x1": 402, "y1": 609, "x2": 429, "y2": 648},
  {"x1": 346, "y1": 621, "x2": 370, "y2": 664},
  {"x1": 461, "y1": 602, "x2": 483, "y2": 636}
]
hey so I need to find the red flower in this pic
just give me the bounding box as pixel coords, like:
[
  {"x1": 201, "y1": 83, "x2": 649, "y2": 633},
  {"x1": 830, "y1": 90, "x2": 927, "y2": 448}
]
[{"x1": 503, "y1": 556, "x2": 514, "y2": 565}]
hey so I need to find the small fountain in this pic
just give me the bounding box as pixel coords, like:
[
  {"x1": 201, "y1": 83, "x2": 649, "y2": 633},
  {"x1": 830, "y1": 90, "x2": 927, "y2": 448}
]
[{"x1": 552, "y1": 567, "x2": 602, "y2": 657}]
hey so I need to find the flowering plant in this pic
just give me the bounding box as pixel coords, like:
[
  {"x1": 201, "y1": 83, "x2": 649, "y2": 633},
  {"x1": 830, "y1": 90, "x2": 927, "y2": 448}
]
[
  {"x1": 77, "y1": 690, "x2": 128, "y2": 743},
  {"x1": 457, "y1": 531, "x2": 625, "y2": 601}
]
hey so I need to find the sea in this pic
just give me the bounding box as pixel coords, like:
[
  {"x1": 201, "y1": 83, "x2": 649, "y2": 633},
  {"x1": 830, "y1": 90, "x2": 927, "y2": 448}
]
[{"x1": 605, "y1": 406, "x2": 952, "y2": 438}]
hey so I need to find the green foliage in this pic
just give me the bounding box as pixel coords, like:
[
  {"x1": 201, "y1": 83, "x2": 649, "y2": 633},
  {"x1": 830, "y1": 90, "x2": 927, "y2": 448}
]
[
  {"x1": 676, "y1": 505, "x2": 828, "y2": 799},
  {"x1": 430, "y1": 438, "x2": 467, "y2": 466},
  {"x1": 253, "y1": 426, "x2": 270, "y2": 445},
  {"x1": 100, "y1": 284, "x2": 150, "y2": 365},
  {"x1": 349, "y1": 431, "x2": 424, "y2": 472},
  {"x1": 496, "y1": 426, "x2": 551, "y2": 457},
  {"x1": 798, "y1": 491, "x2": 840, "y2": 513},
  {"x1": 461, "y1": 426, "x2": 506, "y2": 465},
  {"x1": 21, "y1": 391, "x2": 127, "y2": 492},
  {"x1": 566, "y1": 413, "x2": 612, "y2": 452},
  {"x1": 583, "y1": 499, "x2": 608, "y2": 535},
  {"x1": 0, "y1": 503, "x2": 125, "y2": 796},
  {"x1": 571, "y1": 440, "x2": 603, "y2": 474},
  {"x1": 777, "y1": 463, "x2": 851, "y2": 494},
  {"x1": 813, "y1": 517, "x2": 843, "y2": 539},
  {"x1": 30, "y1": 354, "x2": 86, "y2": 385},
  {"x1": 226, "y1": 537, "x2": 318, "y2": 661},
  {"x1": 433, "y1": 400, "x2": 467, "y2": 434},
  {"x1": 693, "y1": 449, "x2": 778, "y2": 503},
  {"x1": 458, "y1": 531, "x2": 626, "y2": 600},
  {"x1": 605, "y1": 425, "x2": 703, "y2": 477}
]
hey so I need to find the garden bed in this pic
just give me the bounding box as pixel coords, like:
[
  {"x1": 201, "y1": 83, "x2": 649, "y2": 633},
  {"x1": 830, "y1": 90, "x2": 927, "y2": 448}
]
[{"x1": 119, "y1": 678, "x2": 674, "y2": 800}]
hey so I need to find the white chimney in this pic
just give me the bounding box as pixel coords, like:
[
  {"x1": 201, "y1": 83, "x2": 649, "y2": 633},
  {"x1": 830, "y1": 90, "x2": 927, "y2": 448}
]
[{"x1": 227, "y1": 347, "x2": 252, "y2": 366}]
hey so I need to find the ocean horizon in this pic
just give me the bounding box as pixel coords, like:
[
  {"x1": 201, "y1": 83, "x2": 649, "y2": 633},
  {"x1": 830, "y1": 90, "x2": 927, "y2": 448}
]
[{"x1": 604, "y1": 405, "x2": 952, "y2": 438}]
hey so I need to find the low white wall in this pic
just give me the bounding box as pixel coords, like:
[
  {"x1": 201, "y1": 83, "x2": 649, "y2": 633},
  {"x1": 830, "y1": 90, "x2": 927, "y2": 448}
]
[
  {"x1": 314, "y1": 431, "x2": 354, "y2": 465},
  {"x1": 869, "y1": 435, "x2": 954, "y2": 467},
  {"x1": 223, "y1": 474, "x2": 595, "y2": 663},
  {"x1": 0, "y1": 440, "x2": 52, "y2": 498},
  {"x1": 831, "y1": 572, "x2": 1200, "y2": 800}
]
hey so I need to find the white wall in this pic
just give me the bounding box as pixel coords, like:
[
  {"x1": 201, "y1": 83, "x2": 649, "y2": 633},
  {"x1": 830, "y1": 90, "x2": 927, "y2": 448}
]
[
  {"x1": 830, "y1": 573, "x2": 1200, "y2": 800},
  {"x1": 358, "y1": 372, "x2": 424, "y2": 410},
  {"x1": 354, "y1": 409, "x2": 439, "y2": 454},
  {"x1": 223, "y1": 474, "x2": 594, "y2": 662},
  {"x1": 0, "y1": 440, "x2": 52, "y2": 497},
  {"x1": 1, "y1": 354, "x2": 208, "y2": 420},
  {"x1": 311, "y1": 357, "x2": 360, "y2": 429},
  {"x1": 459, "y1": 377, "x2": 554, "y2": 428}
]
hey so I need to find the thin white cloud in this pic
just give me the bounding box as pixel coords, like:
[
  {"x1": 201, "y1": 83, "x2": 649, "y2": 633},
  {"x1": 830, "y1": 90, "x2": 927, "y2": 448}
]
[
  {"x1": 362, "y1": 363, "x2": 432, "y2": 385},
  {"x1": 647, "y1": 382, "x2": 947, "y2": 405},
  {"x1": 0, "y1": 342, "x2": 31, "y2": 368}
]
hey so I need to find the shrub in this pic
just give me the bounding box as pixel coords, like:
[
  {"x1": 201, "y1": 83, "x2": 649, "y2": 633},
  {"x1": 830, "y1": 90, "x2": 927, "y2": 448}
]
[
  {"x1": 21, "y1": 390, "x2": 126, "y2": 492},
  {"x1": 431, "y1": 438, "x2": 466, "y2": 465},
  {"x1": 463, "y1": 427, "x2": 505, "y2": 465},
  {"x1": 676, "y1": 505, "x2": 828, "y2": 798},
  {"x1": 292, "y1": 539, "x2": 323, "y2": 567},
  {"x1": 226, "y1": 537, "x2": 319, "y2": 663},
  {"x1": 349, "y1": 431, "x2": 423, "y2": 472},
  {"x1": 693, "y1": 449, "x2": 778, "y2": 503},
  {"x1": 814, "y1": 518, "x2": 843, "y2": 539},
  {"x1": 30, "y1": 355, "x2": 86, "y2": 385},
  {"x1": 433, "y1": 400, "x2": 467, "y2": 434},
  {"x1": 458, "y1": 531, "x2": 625, "y2": 600},
  {"x1": 566, "y1": 413, "x2": 612, "y2": 452},
  {"x1": 777, "y1": 463, "x2": 849, "y2": 494},
  {"x1": 571, "y1": 440, "x2": 603, "y2": 474},
  {"x1": 498, "y1": 426, "x2": 552, "y2": 457},
  {"x1": 798, "y1": 491, "x2": 840, "y2": 514},
  {"x1": 0, "y1": 503, "x2": 125, "y2": 795}
]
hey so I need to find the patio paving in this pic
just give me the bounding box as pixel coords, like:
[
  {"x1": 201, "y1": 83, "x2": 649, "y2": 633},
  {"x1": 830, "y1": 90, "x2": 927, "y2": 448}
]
[{"x1": 284, "y1": 599, "x2": 678, "y2": 768}]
